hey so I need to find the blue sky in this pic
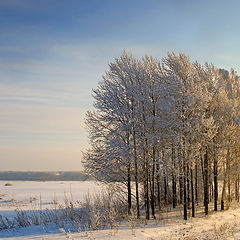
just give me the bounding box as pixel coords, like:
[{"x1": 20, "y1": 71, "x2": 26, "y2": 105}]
[{"x1": 1, "y1": 0, "x2": 240, "y2": 170}]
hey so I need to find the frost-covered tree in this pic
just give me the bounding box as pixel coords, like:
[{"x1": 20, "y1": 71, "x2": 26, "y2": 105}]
[{"x1": 83, "y1": 51, "x2": 240, "y2": 221}]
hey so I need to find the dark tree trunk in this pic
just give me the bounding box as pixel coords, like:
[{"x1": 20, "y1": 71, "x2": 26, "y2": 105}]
[
  {"x1": 172, "y1": 174, "x2": 177, "y2": 209},
  {"x1": 236, "y1": 175, "x2": 240, "y2": 202},
  {"x1": 133, "y1": 130, "x2": 140, "y2": 218},
  {"x1": 201, "y1": 155, "x2": 205, "y2": 183},
  {"x1": 195, "y1": 161, "x2": 198, "y2": 205},
  {"x1": 235, "y1": 176, "x2": 239, "y2": 202},
  {"x1": 144, "y1": 159, "x2": 150, "y2": 219},
  {"x1": 172, "y1": 146, "x2": 177, "y2": 208},
  {"x1": 237, "y1": 175, "x2": 240, "y2": 202},
  {"x1": 178, "y1": 148, "x2": 183, "y2": 205},
  {"x1": 144, "y1": 171, "x2": 150, "y2": 220},
  {"x1": 183, "y1": 163, "x2": 188, "y2": 220},
  {"x1": 227, "y1": 160, "x2": 231, "y2": 204},
  {"x1": 150, "y1": 147, "x2": 156, "y2": 219},
  {"x1": 142, "y1": 101, "x2": 149, "y2": 219},
  {"x1": 144, "y1": 145, "x2": 150, "y2": 220},
  {"x1": 203, "y1": 147, "x2": 209, "y2": 215},
  {"x1": 182, "y1": 145, "x2": 187, "y2": 220},
  {"x1": 213, "y1": 154, "x2": 218, "y2": 211},
  {"x1": 127, "y1": 163, "x2": 132, "y2": 215},
  {"x1": 222, "y1": 143, "x2": 232, "y2": 210},
  {"x1": 210, "y1": 181, "x2": 214, "y2": 203},
  {"x1": 179, "y1": 175, "x2": 183, "y2": 205},
  {"x1": 221, "y1": 148, "x2": 230, "y2": 210},
  {"x1": 190, "y1": 168, "x2": 195, "y2": 217},
  {"x1": 156, "y1": 162, "x2": 161, "y2": 210},
  {"x1": 221, "y1": 199, "x2": 224, "y2": 210},
  {"x1": 187, "y1": 166, "x2": 190, "y2": 209},
  {"x1": 150, "y1": 96, "x2": 156, "y2": 219},
  {"x1": 164, "y1": 172, "x2": 168, "y2": 205},
  {"x1": 221, "y1": 165, "x2": 227, "y2": 211}
]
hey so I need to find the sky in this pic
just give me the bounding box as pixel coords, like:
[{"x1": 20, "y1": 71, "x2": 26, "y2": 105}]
[{"x1": 1, "y1": 0, "x2": 240, "y2": 171}]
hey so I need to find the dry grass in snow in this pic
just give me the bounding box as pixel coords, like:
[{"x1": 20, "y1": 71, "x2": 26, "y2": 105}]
[{"x1": 2, "y1": 203, "x2": 240, "y2": 239}]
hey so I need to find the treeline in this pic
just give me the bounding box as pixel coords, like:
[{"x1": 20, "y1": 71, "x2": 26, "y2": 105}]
[
  {"x1": 83, "y1": 52, "x2": 240, "y2": 220},
  {"x1": 0, "y1": 171, "x2": 91, "y2": 181}
]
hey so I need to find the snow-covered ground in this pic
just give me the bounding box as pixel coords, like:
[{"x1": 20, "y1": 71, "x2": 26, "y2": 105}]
[
  {"x1": 0, "y1": 181, "x2": 102, "y2": 219},
  {"x1": 1, "y1": 181, "x2": 240, "y2": 239},
  {"x1": 1, "y1": 204, "x2": 240, "y2": 239}
]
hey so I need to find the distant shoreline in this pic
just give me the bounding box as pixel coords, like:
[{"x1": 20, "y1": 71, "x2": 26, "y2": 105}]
[{"x1": 0, "y1": 171, "x2": 93, "y2": 181}]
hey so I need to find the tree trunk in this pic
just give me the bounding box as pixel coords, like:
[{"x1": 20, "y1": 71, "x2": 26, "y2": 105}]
[
  {"x1": 172, "y1": 145, "x2": 177, "y2": 208},
  {"x1": 144, "y1": 153, "x2": 150, "y2": 219},
  {"x1": 156, "y1": 162, "x2": 161, "y2": 210},
  {"x1": 133, "y1": 130, "x2": 140, "y2": 218},
  {"x1": 195, "y1": 161, "x2": 198, "y2": 205},
  {"x1": 203, "y1": 147, "x2": 209, "y2": 215},
  {"x1": 237, "y1": 175, "x2": 240, "y2": 202},
  {"x1": 221, "y1": 176, "x2": 226, "y2": 210},
  {"x1": 142, "y1": 102, "x2": 149, "y2": 219},
  {"x1": 179, "y1": 175, "x2": 183, "y2": 205},
  {"x1": 213, "y1": 153, "x2": 218, "y2": 211},
  {"x1": 183, "y1": 144, "x2": 187, "y2": 220},
  {"x1": 236, "y1": 175, "x2": 240, "y2": 202},
  {"x1": 191, "y1": 168, "x2": 195, "y2": 217},
  {"x1": 235, "y1": 176, "x2": 239, "y2": 202},
  {"x1": 227, "y1": 158, "x2": 231, "y2": 204},
  {"x1": 151, "y1": 147, "x2": 156, "y2": 219},
  {"x1": 238, "y1": 176, "x2": 240, "y2": 202},
  {"x1": 187, "y1": 165, "x2": 190, "y2": 209},
  {"x1": 221, "y1": 145, "x2": 231, "y2": 210},
  {"x1": 150, "y1": 95, "x2": 156, "y2": 219},
  {"x1": 183, "y1": 161, "x2": 188, "y2": 220},
  {"x1": 164, "y1": 171, "x2": 168, "y2": 205},
  {"x1": 144, "y1": 170, "x2": 150, "y2": 220},
  {"x1": 127, "y1": 163, "x2": 132, "y2": 215},
  {"x1": 178, "y1": 148, "x2": 183, "y2": 205},
  {"x1": 172, "y1": 173, "x2": 177, "y2": 209},
  {"x1": 144, "y1": 143, "x2": 150, "y2": 220},
  {"x1": 221, "y1": 162, "x2": 228, "y2": 210}
]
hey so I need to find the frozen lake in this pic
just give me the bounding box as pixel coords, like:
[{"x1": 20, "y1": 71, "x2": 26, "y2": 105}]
[
  {"x1": 1, "y1": 181, "x2": 240, "y2": 239},
  {"x1": 0, "y1": 180, "x2": 102, "y2": 218}
]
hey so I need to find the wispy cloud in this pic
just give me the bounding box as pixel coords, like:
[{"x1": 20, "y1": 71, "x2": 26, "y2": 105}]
[{"x1": 1, "y1": 0, "x2": 240, "y2": 170}]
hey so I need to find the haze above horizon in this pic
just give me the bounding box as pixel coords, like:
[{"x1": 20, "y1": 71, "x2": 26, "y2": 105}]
[{"x1": 1, "y1": 0, "x2": 240, "y2": 170}]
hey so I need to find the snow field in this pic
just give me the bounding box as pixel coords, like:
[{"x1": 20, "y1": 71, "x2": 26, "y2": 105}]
[
  {"x1": 2, "y1": 204, "x2": 240, "y2": 239},
  {"x1": 1, "y1": 181, "x2": 240, "y2": 239},
  {"x1": 0, "y1": 181, "x2": 102, "y2": 211}
]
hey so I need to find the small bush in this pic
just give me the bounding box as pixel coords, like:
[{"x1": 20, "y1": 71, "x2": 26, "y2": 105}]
[{"x1": 4, "y1": 183, "x2": 13, "y2": 186}]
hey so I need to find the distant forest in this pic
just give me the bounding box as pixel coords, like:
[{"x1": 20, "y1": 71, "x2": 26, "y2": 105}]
[{"x1": 0, "y1": 171, "x2": 92, "y2": 181}]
